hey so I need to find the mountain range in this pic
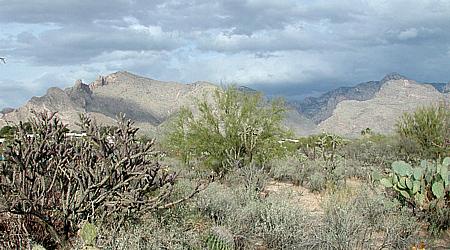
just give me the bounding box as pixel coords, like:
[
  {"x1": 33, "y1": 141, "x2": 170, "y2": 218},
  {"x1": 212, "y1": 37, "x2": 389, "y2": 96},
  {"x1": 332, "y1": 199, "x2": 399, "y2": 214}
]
[{"x1": 1, "y1": 71, "x2": 449, "y2": 137}]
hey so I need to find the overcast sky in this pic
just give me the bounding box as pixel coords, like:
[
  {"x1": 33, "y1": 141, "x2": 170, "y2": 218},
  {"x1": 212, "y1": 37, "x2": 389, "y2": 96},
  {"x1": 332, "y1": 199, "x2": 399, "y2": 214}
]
[{"x1": 1, "y1": 0, "x2": 450, "y2": 108}]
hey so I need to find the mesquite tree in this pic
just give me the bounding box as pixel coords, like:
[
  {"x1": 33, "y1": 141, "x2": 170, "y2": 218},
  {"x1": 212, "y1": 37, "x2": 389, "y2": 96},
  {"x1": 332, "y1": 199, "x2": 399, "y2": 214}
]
[
  {"x1": 0, "y1": 112, "x2": 207, "y2": 248},
  {"x1": 165, "y1": 86, "x2": 290, "y2": 175}
]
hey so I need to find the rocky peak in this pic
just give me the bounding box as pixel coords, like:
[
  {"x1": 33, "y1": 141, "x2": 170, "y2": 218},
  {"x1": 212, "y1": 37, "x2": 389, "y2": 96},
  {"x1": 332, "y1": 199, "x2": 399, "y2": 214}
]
[
  {"x1": 381, "y1": 72, "x2": 408, "y2": 84},
  {"x1": 89, "y1": 71, "x2": 144, "y2": 90},
  {"x1": 65, "y1": 79, "x2": 93, "y2": 109},
  {"x1": 90, "y1": 75, "x2": 107, "y2": 89},
  {"x1": 72, "y1": 79, "x2": 92, "y2": 94}
]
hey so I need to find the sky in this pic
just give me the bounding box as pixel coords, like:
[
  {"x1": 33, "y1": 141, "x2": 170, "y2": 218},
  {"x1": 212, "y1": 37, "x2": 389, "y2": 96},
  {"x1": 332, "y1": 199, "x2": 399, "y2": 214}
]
[{"x1": 1, "y1": 0, "x2": 450, "y2": 108}]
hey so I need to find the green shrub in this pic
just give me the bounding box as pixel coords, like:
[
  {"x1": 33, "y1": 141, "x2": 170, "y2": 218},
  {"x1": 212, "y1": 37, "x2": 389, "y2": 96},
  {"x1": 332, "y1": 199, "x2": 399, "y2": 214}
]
[
  {"x1": 196, "y1": 183, "x2": 241, "y2": 224},
  {"x1": 257, "y1": 191, "x2": 312, "y2": 249},
  {"x1": 340, "y1": 135, "x2": 406, "y2": 170},
  {"x1": 312, "y1": 190, "x2": 419, "y2": 249},
  {"x1": 309, "y1": 172, "x2": 326, "y2": 192},
  {"x1": 224, "y1": 164, "x2": 269, "y2": 193},
  {"x1": 297, "y1": 133, "x2": 345, "y2": 162},
  {"x1": 269, "y1": 156, "x2": 307, "y2": 185},
  {"x1": 396, "y1": 104, "x2": 450, "y2": 159},
  {"x1": 165, "y1": 86, "x2": 291, "y2": 175}
]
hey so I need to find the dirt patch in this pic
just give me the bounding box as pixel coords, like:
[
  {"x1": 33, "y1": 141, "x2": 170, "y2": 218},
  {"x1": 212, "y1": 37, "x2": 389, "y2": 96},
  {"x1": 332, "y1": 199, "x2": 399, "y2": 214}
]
[{"x1": 264, "y1": 180, "x2": 324, "y2": 215}]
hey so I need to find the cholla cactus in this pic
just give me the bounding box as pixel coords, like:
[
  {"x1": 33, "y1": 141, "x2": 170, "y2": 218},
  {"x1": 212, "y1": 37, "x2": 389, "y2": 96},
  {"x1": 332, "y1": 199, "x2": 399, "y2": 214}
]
[{"x1": 0, "y1": 111, "x2": 208, "y2": 248}]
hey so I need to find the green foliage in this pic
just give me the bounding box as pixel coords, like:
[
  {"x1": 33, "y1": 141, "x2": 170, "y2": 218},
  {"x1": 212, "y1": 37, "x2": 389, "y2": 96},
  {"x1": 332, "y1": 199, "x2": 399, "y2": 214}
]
[
  {"x1": 381, "y1": 158, "x2": 450, "y2": 233},
  {"x1": 165, "y1": 86, "x2": 290, "y2": 174},
  {"x1": 309, "y1": 171, "x2": 326, "y2": 192},
  {"x1": 340, "y1": 134, "x2": 410, "y2": 169},
  {"x1": 315, "y1": 190, "x2": 419, "y2": 249},
  {"x1": 79, "y1": 222, "x2": 98, "y2": 246},
  {"x1": 269, "y1": 156, "x2": 311, "y2": 186},
  {"x1": 0, "y1": 125, "x2": 17, "y2": 138},
  {"x1": 297, "y1": 133, "x2": 345, "y2": 162},
  {"x1": 396, "y1": 104, "x2": 450, "y2": 159}
]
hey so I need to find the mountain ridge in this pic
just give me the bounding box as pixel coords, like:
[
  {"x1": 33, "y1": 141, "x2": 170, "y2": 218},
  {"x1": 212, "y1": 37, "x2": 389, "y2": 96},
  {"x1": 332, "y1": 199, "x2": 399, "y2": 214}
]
[
  {"x1": 317, "y1": 78, "x2": 449, "y2": 136},
  {"x1": 1, "y1": 71, "x2": 448, "y2": 137},
  {"x1": 289, "y1": 73, "x2": 449, "y2": 124}
]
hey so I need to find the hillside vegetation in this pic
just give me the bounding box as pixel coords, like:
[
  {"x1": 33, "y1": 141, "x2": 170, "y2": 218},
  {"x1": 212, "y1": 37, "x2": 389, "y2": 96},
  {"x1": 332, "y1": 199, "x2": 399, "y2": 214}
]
[{"x1": 0, "y1": 87, "x2": 449, "y2": 249}]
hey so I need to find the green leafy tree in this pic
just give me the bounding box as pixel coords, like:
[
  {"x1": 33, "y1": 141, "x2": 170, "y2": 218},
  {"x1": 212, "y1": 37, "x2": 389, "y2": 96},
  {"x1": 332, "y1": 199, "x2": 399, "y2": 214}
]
[
  {"x1": 396, "y1": 104, "x2": 450, "y2": 159},
  {"x1": 165, "y1": 86, "x2": 291, "y2": 174},
  {"x1": 0, "y1": 125, "x2": 17, "y2": 138}
]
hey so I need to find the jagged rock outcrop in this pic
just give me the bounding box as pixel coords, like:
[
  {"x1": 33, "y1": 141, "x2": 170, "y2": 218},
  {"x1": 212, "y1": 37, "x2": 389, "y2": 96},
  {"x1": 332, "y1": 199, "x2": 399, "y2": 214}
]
[
  {"x1": 317, "y1": 79, "x2": 450, "y2": 137},
  {"x1": 65, "y1": 79, "x2": 93, "y2": 108}
]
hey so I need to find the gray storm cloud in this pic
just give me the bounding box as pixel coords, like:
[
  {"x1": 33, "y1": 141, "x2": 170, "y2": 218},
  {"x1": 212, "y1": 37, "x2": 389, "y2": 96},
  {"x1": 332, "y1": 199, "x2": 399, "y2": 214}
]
[{"x1": 0, "y1": 0, "x2": 450, "y2": 108}]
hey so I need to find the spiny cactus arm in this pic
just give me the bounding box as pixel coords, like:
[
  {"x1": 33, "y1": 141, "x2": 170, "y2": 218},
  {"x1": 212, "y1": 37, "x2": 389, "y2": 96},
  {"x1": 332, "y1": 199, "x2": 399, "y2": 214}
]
[
  {"x1": 156, "y1": 178, "x2": 211, "y2": 210},
  {"x1": 0, "y1": 209, "x2": 63, "y2": 246}
]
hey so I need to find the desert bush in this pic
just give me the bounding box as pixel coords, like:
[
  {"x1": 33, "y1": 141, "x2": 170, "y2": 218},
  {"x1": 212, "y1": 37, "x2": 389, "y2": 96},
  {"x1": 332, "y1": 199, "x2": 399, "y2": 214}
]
[
  {"x1": 339, "y1": 135, "x2": 405, "y2": 170},
  {"x1": 256, "y1": 191, "x2": 313, "y2": 249},
  {"x1": 71, "y1": 177, "x2": 207, "y2": 249},
  {"x1": 270, "y1": 156, "x2": 346, "y2": 191},
  {"x1": 396, "y1": 104, "x2": 450, "y2": 159},
  {"x1": 197, "y1": 182, "x2": 241, "y2": 225},
  {"x1": 308, "y1": 171, "x2": 327, "y2": 192},
  {"x1": 196, "y1": 178, "x2": 315, "y2": 249},
  {"x1": 225, "y1": 164, "x2": 269, "y2": 193},
  {"x1": 92, "y1": 213, "x2": 203, "y2": 250},
  {"x1": 0, "y1": 112, "x2": 206, "y2": 249},
  {"x1": 269, "y1": 156, "x2": 305, "y2": 185},
  {"x1": 341, "y1": 158, "x2": 370, "y2": 179},
  {"x1": 165, "y1": 86, "x2": 290, "y2": 175},
  {"x1": 381, "y1": 158, "x2": 450, "y2": 234},
  {"x1": 309, "y1": 190, "x2": 419, "y2": 249}
]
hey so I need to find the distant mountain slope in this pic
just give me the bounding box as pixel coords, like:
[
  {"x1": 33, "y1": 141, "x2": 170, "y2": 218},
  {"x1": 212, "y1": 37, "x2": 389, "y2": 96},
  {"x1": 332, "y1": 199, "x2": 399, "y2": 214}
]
[
  {"x1": 425, "y1": 82, "x2": 450, "y2": 93},
  {"x1": 290, "y1": 73, "x2": 407, "y2": 123},
  {"x1": 0, "y1": 71, "x2": 313, "y2": 136},
  {"x1": 317, "y1": 79, "x2": 449, "y2": 137},
  {"x1": 0, "y1": 71, "x2": 218, "y2": 134},
  {"x1": 290, "y1": 73, "x2": 449, "y2": 124}
]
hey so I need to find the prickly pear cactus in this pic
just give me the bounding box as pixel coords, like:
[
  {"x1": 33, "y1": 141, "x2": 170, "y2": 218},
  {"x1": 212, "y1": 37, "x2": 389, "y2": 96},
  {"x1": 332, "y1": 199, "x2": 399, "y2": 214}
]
[
  {"x1": 381, "y1": 157, "x2": 449, "y2": 206},
  {"x1": 32, "y1": 244, "x2": 46, "y2": 250},
  {"x1": 79, "y1": 222, "x2": 98, "y2": 248}
]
